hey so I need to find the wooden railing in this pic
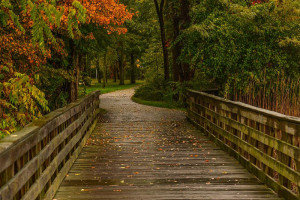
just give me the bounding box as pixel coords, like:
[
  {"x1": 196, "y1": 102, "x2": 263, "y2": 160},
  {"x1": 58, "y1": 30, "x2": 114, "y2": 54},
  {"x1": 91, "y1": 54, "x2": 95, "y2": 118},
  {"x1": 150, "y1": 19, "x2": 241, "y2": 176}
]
[
  {"x1": 0, "y1": 91, "x2": 100, "y2": 200},
  {"x1": 187, "y1": 89, "x2": 300, "y2": 200}
]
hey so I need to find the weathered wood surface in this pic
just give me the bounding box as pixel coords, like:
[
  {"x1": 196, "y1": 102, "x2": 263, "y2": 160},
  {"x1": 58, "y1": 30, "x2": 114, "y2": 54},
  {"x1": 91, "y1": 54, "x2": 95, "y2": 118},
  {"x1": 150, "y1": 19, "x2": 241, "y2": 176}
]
[
  {"x1": 0, "y1": 91, "x2": 100, "y2": 200},
  {"x1": 187, "y1": 89, "x2": 300, "y2": 200},
  {"x1": 54, "y1": 89, "x2": 282, "y2": 200}
]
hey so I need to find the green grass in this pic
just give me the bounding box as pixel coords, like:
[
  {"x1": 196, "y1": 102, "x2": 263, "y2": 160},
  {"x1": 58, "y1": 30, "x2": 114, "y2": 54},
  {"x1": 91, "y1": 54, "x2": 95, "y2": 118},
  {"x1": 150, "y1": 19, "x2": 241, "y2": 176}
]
[
  {"x1": 79, "y1": 79, "x2": 143, "y2": 97},
  {"x1": 131, "y1": 96, "x2": 185, "y2": 111}
]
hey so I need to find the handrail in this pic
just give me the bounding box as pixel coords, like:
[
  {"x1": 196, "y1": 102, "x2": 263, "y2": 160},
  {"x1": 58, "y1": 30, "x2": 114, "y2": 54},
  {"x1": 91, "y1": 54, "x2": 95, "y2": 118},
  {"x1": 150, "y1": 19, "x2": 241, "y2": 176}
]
[
  {"x1": 0, "y1": 91, "x2": 100, "y2": 200},
  {"x1": 187, "y1": 89, "x2": 300, "y2": 200}
]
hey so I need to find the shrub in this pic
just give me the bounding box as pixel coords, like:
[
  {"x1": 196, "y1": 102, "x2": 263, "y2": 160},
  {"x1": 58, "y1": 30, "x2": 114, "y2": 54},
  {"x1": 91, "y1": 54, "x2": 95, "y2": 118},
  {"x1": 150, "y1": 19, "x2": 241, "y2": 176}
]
[
  {"x1": 134, "y1": 85, "x2": 164, "y2": 101},
  {"x1": 82, "y1": 75, "x2": 92, "y2": 86},
  {"x1": 0, "y1": 69, "x2": 49, "y2": 137},
  {"x1": 134, "y1": 80, "x2": 189, "y2": 108}
]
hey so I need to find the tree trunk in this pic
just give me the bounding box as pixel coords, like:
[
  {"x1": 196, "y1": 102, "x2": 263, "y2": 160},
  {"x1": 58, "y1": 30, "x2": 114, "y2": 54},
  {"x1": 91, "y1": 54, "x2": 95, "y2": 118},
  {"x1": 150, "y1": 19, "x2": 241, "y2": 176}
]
[
  {"x1": 172, "y1": 6, "x2": 180, "y2": 82},
  {"x1": 96, "y1": 68, "x2": 98, "y2": 80},
  {"x1": 103, "y1": 52, "x2": 107, "y2": 88},
  {"x1": 119, "y1": 58, "x2": 124, "y2": 85},
  {"x1": 75, "y1": 52, "x2": 79, "y2": 98},
  {"x1": 85, "y1": 54, "x2": 92, "y2": 78},
  {"x1": 68, "y1": 39, "x2": 78, "y2": 102},
  {"x1": 180, "y1": 0, "x2": 192, "y2": 81},
  {"x1": 105, "y1": 66, "x2": 108, "y2": 84},
  {"x1": 154, "y1": 0, "x2": 169, "y2": 81},
  {"x1": 98, "y1": 68, "x2": 101, "y2": 83},
  {"x1": 119, "y1": 41, "x2": 125, "y2": 85},
  {"x1": 130, "y1": 53, "x2": 136, "y2": 84},
  {"x1": 106, "y1": 68, "x2": 108, "y2": 83},
  {"x1": 113, "y1": 63, "x2": 117, "y2": 82},
  {"x1": 97, "y1": 56, "x2": 102, "y2": 83}
]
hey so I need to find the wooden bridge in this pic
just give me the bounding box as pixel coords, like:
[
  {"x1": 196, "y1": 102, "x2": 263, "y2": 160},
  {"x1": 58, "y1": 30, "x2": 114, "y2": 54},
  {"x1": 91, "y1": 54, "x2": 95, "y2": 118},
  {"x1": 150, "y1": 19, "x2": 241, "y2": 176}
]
[{"x1": 0, "y1": 88, "x2": 299, "y2": 200}]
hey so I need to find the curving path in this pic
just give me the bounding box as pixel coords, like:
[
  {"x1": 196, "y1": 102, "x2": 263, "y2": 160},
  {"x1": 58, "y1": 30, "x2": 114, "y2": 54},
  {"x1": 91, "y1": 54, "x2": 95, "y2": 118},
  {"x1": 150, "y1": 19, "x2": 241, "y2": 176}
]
[{"x1": 54, "y1": 88, "x2": 282, "y2": 200}]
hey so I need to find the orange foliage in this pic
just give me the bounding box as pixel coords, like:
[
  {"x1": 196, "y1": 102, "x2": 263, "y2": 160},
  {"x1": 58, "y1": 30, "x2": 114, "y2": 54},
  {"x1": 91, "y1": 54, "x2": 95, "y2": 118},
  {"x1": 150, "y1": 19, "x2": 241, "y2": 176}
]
[
  {"x1": 1, "y1": 0, "x2": 133, "y2": 75},
  {"x1": 0, "y1": 25, "x2": 49, "y2": 76},
  {"x1": 0, "y1": 0, "x2": 133, "y2": 136},
  {"x1": 83, "y1": 0, "x2": 134, "y2": 34},
  {"x1": 60, "y1": 0, "x2": 134, "y2": 35}
]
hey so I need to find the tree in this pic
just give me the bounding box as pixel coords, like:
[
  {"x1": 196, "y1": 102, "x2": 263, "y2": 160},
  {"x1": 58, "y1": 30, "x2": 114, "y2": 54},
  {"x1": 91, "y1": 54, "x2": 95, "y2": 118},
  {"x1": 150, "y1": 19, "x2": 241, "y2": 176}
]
[
  {"x1": 118, "y1": 39, "x2": 125, "y2": 85},
  {"x1": 153, "y1": 0, "x2": 169, "y2": 80},
  {"x1": 0, "y1": 0, "x2": 85, "y2": 135},
  {"x1": 61, "y1": 0, "x2": 133, "y2": 101},
  {"x1": 168, "y1": 0, "x2": 192, "y2": 82},
  {"x1": 180, "y1": 0, "x2": 300, "y2": 115},
  {"x1": 0, "y1": 0, "x2": 134, "y2": 136}
]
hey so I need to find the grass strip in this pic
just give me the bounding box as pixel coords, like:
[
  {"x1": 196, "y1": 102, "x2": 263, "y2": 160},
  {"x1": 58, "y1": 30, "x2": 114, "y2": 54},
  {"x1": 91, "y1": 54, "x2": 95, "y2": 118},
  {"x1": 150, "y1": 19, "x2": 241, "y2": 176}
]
[{"x1": 131, "y1": 97, "x2": 185, "y2": 111}]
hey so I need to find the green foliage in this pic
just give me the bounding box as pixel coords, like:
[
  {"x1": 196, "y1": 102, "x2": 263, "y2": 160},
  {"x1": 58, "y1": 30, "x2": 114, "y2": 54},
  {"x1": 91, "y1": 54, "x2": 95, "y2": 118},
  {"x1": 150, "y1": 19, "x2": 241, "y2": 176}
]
[
  {"x1": 0, "y1": 0, "x2": 135, "y2": 139},
  {"x1": 1, "y1": 0, "x2": 87, "y2": 51},
  {"x1": 82, "y1": 74, "x2": 92, "y2": 86},
  {"x1": 79, "y1": 79, "x2": 143, "y2": 97},
  {"x1": 189, "y1": 69, "x2": 216, "y2": 91},
  {"x1": 132, "y1": 96, "x2": 184, "y2": 110},
  {"x1": 134, "y1": 79, "x2": 187, "y2": 108},
  {"x1": 134, "y1": 84, "x2": 165, "y2": 101},
  {"x1": 180, "y1": 0, "x2": 300, "y2": 97},
  {"x1": 141, "y1": 40, "x2": 164, "y2": 79},
  {"x1": 38, "y1": 65, "x2": 72, "y2": 110},
  {"x1": 0, "y1": 70, "x2": 49, "y2": 137}
]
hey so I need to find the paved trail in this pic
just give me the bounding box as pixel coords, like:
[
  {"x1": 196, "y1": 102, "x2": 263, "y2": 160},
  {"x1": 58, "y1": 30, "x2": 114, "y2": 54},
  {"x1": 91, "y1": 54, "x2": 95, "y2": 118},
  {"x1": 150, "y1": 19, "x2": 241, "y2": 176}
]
[{"x1": 54, "y1": 88, "x2": 282, "y2": 200}]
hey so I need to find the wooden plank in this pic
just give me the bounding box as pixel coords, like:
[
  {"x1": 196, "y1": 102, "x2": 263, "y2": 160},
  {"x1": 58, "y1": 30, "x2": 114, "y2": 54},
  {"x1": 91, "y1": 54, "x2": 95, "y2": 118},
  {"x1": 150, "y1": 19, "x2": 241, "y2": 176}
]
[
  {"x1": 0, "y1": 91, "x2": 99, "y2": 200},
  {"x1": 187, "y1": 90, "x2": 300, "y2": 136},
  {"x1": 0, "y1": 104, "x2": 97, "y2": 200},
  {"x1": 43, "y1": 117, "x2": 98, "y2": 200},
  {"x1": 55, "y1": 89, "x2": 282, "y2": 200},
  {"x1": 188, "y1": 116, "x2": 298, "y2": 200},
  {"x1": 192, "y1": 102, "x2": 300, "y2": 161},
  {"x1": 20, "y1": 109, "x2": 99, "y2": 200},
  {"x1": 188, "y1": 109, "x2": 300, "y2": 186},
  {"x1": 0, "y1": 92, "x2": 99, "y2": 174}
]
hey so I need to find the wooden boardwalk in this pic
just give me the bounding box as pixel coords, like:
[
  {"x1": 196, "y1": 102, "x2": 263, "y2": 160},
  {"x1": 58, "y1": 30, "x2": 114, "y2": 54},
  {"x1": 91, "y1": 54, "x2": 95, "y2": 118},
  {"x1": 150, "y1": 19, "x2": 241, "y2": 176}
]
[{"x1": 54, "y1": 89, "x2": 282, "y2": 200}]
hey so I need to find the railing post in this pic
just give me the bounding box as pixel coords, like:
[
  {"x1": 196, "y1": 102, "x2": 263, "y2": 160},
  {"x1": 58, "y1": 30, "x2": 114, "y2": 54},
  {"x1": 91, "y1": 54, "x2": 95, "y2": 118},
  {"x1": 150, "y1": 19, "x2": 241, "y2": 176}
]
[
  {"x1": 186, "y1": 89, "x2": 300, "y2": 200},
  {"x1": 0, "y1": 91, "x2": 100, "y2": 200}
]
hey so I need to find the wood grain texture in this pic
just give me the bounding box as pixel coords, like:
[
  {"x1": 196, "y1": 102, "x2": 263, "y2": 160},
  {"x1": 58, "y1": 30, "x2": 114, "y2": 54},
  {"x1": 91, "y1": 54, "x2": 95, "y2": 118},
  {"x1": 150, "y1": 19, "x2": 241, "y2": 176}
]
[
  {"x1": 187, "y1": 90, "x2": 300, "y2": 135},
  {"x1": 188, "y1": 109, "x2": 300, "y2": 185},
  {"x1": 187, "y1": 89, "x2": 300, "y2": 200},
  {"x1": 0, "y1": 106, "x2": 96, "y2": 199},
  {"x1": 0, "y1": 91, "x2": 100, "y2": 200},
  {"x1": 54, "y1": 89, "x2": 282, "y2": 200}
]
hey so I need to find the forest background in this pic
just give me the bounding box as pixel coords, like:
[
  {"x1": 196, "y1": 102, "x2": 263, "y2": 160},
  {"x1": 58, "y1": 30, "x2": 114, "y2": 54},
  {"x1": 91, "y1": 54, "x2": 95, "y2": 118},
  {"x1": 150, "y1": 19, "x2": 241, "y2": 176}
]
[{"x1": 0, "y1": 0, "x2": 299, "y2": 137}]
